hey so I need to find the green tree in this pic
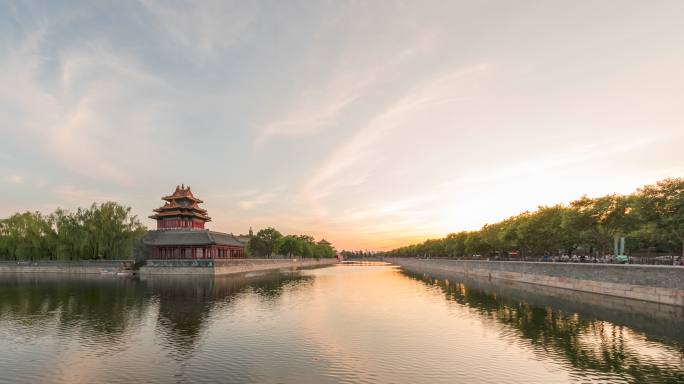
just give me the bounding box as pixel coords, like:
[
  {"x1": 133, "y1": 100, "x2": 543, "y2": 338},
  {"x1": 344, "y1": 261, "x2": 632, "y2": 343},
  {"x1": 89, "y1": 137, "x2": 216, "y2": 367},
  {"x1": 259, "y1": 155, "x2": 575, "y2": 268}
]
[
  {"x1": 276, "y1": 235, "x2": 302, "y2": 257},
  {"x1": 636, "y1": 178, "x2": 684, "y2": 257},
  {"x1": 247, "y1": 236, "x2": 269, "y2": 257},
  {"x1": 383, "y1": 178, "x2": 683, "y2": 261},
  {"x1": 570, "y1": 195, "x2": 636, "y2": 255},
  {"x1": 255, "y1": 227, "x2": 282, "y2": 258},
  {"x1": 0, "y1": 202, "x2": 146, "y2": 261}
]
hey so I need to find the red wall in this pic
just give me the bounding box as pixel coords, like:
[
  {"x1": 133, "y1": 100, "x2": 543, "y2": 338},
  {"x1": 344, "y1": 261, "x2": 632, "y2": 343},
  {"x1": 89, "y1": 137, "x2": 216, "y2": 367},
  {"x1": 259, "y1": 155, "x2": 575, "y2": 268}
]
[{"x1": 157, "y1": 218, "x2": 205, "y2": 229}]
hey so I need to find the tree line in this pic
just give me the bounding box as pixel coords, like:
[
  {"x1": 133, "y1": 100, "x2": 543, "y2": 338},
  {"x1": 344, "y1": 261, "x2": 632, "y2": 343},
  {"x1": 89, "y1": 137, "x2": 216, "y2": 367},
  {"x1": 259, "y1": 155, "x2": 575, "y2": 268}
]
[
  {"x1": 383, "y1": 178, "x2": 684, "y2": 259},
  {"x1": 339, "y1": 250, "x2": 379, "y2": 259},
  {"x1": 247, "y1": 227, "x2": 335, "y2": 259},
  {"x1": 0, "y1": 202, "x2": 147, "y2": 261}
]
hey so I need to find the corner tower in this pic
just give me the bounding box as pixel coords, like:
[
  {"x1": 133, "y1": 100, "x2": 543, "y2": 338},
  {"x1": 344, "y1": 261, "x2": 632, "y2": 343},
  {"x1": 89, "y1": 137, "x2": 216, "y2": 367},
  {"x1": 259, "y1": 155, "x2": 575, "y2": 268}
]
[{"x1": 149, "y1": 185, "x2": 211, "y2": 229}]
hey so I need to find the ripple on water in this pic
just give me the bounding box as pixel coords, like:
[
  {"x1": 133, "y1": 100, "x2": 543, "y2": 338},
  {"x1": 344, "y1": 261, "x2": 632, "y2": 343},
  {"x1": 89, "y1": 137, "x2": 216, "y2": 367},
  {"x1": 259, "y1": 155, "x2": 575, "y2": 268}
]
[{"x1": 0, "y1": 266, "x2": 683, "y2": 383}]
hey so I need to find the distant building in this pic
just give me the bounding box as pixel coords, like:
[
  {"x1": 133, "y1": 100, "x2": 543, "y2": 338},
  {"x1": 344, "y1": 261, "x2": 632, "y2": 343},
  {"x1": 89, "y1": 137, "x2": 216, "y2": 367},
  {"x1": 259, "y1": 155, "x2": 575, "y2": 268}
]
[
  {"x1": 317, "y1": 239, "x2": 331, "y2": 247},
  {"x1": 144, "y1": 185, "x2": 247, "y2": 259}
]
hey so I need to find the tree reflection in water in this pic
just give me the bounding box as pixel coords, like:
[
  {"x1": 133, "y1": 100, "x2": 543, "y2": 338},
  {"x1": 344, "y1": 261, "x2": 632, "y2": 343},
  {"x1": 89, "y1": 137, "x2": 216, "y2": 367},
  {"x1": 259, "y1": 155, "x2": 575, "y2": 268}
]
[
  {"x1": 0, "y1": 274, "x2": 148, "y2": 347},
  {"x1": 0, "y1": 271, "x2": 311, "y2": 355},
  {"x1": 403, "y1": 271, "x2": 684, "y2": 384}
]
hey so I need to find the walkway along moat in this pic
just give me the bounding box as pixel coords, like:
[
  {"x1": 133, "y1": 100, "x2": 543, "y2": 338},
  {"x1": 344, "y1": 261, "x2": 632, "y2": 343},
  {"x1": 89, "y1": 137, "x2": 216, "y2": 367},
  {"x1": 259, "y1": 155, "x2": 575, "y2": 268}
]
[{"x1": 391, "y1": 258, "x2": 684, "y2": 306}]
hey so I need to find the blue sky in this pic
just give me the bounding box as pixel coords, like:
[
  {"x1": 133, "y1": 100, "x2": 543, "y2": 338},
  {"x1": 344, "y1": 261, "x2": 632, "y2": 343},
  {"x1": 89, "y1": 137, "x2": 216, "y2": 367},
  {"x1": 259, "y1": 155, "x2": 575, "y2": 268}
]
[{"x1": 2, "y1": 1, "x2": 684, "y2": 250}]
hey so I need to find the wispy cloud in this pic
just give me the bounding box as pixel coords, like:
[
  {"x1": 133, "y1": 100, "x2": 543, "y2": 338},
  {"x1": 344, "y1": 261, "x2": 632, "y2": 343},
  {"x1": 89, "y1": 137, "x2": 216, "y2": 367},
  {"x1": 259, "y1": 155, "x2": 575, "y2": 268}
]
[
  {"x1": 238, "y1": 191, "x2": 276, "y2": 210},
  {"x1": 140, "y1": 0, "x2": 256, "y2": 63},
  {"x1": 54, "y1": 185, "x2": 120, "y2": 206},
  {"x1": 6, "y1": 175, "x2": 24, "y2": 184},
  {"x1": 1, "y1": 27, "x2": 169, "y2": 187},
  {"x1": 255, "y1": 87, "x2": 360, "y2": 147},
  {"x1": 253, "y1": 62, "x2": 381, "y2": 147},
  {"x1": 253, "y1": 26, "x2": 442, "y2": 148},
  {"x1": 305, "y1": 63, "x2": 489, "y2": 201}
]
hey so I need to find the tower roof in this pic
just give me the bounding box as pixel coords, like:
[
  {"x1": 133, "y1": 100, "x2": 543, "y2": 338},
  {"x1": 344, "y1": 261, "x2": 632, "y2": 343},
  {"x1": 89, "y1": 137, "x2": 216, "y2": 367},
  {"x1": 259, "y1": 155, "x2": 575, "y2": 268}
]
[
  {"x1": 150, "y1": 185, "x2": 211, "y2": 222},
  {"x1": 162, "y1": 184, "x2": 204, "y2": 203},
  {"x1": 144, "y1": 229, "x2": 245, "y2": 247}
]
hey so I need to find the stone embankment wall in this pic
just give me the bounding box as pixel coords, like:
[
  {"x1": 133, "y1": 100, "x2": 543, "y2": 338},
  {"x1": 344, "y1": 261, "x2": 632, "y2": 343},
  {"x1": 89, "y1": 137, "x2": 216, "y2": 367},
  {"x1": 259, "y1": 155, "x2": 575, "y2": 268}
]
[
  {"x1": 0, "y1": 261, "x2": 129, "y2": 274},
  {"x1": 391, "y1": 258, "x2": 684, "y2": 306},
  {"x1": 139, "y1": 258, "x2": 338, "y2": 276}
]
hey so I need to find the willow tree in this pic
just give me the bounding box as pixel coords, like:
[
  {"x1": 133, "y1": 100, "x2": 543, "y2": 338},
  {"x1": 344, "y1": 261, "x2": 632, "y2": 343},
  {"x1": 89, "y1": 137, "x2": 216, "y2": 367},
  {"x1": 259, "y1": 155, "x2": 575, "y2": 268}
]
[{"x1": 0, "y1": 202, "x2": 147, "y2": 261}]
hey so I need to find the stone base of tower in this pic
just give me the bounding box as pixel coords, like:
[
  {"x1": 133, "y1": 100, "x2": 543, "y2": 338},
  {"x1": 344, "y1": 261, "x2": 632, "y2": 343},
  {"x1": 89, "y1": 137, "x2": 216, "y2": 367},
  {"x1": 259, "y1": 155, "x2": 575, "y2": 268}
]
[
  {"x1": 142, "y1": 229, "x2": 247, "y2": 260},
  {"x1": 139, "y1": 258, "x2": 338, "y2": 276}
]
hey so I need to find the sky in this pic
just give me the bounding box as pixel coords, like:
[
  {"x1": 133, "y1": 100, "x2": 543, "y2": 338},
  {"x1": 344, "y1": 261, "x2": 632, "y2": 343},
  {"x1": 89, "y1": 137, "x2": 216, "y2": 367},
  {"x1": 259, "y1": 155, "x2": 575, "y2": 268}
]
[{"x1": 1, "y1": 1, "x2": 684, "y2": 251}]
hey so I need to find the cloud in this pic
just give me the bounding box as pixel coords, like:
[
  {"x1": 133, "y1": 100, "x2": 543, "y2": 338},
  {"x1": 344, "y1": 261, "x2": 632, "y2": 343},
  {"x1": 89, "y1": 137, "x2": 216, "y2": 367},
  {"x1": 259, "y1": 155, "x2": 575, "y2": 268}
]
[
  {"x1": 238, "y1": 192, "x2": 276, "y2": 210},
  {"x1": 2, "y1": 1, "x2": 684, "y2": 252},
  {"x1": 54, "y1": 185, "x2": 120, "y2": 206},
  {"x1": 254, "y1": 87, "x2": 360, "y2": 147},
  {"x1": 253, "y1": 24, "x2": 442, "y2": 147},
  {"x1": 305, "y1": 63, "x2": 489, "y2": 201},
  {"x1": 0, "y1": 27, "x2": 169, "y2": 187},
  {"x1": 6, "y1": 175, "x2": 24, "y2": 184},
  {"x1": 253, "y1": 64, "x2": 378, "y2": 147},
  {"x1": 441, "y1": 135, "x2": 662, "y2": 191},
  {"x1": 140, "y1": 0, "x2": 256, "y2": 63}
]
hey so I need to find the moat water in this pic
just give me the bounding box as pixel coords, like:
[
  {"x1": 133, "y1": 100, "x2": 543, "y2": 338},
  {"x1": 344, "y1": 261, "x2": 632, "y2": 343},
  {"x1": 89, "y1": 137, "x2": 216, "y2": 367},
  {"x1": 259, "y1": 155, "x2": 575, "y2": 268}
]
[{"x1": 0, "y1": 264, "x2": 682, "y2": 383}]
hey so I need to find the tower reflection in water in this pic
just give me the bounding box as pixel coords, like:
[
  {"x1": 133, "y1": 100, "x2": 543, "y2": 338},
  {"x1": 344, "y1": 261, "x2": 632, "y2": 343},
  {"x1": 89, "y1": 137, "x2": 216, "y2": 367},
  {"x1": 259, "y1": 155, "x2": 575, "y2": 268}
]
[
  {"x1": 0, "y1": 271, "x2": 310, "y2": 351},
  {"x1": 145, "y1": 272, "x2": 312, "y2": 356}
]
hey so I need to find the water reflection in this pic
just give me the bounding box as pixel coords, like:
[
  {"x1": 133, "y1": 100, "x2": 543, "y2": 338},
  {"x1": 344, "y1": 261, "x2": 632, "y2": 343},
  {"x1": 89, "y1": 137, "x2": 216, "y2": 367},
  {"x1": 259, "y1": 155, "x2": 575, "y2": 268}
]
[
  {"x1": 143, "y1": 272, "x2": 312, "y2": 355},
  {"x1": 403, "y1": 270, "x2": 684, "y2": 383},
  {"x1": 0, "y1": 272, "x2": 311, "y2": 354},
  {"x1": 1, "y1": 267, "x2": 683, "y2": 383},
  {"x1": 0, "y1": 274, "x2": 147, "y2": 343}
]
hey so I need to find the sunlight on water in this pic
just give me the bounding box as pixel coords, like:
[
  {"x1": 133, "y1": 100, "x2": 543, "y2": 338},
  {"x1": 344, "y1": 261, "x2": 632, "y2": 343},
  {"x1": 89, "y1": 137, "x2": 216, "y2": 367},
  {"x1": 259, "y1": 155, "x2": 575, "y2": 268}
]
[{"x1": 0, "y1": 266, "x2": 682, "y2": 383}]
